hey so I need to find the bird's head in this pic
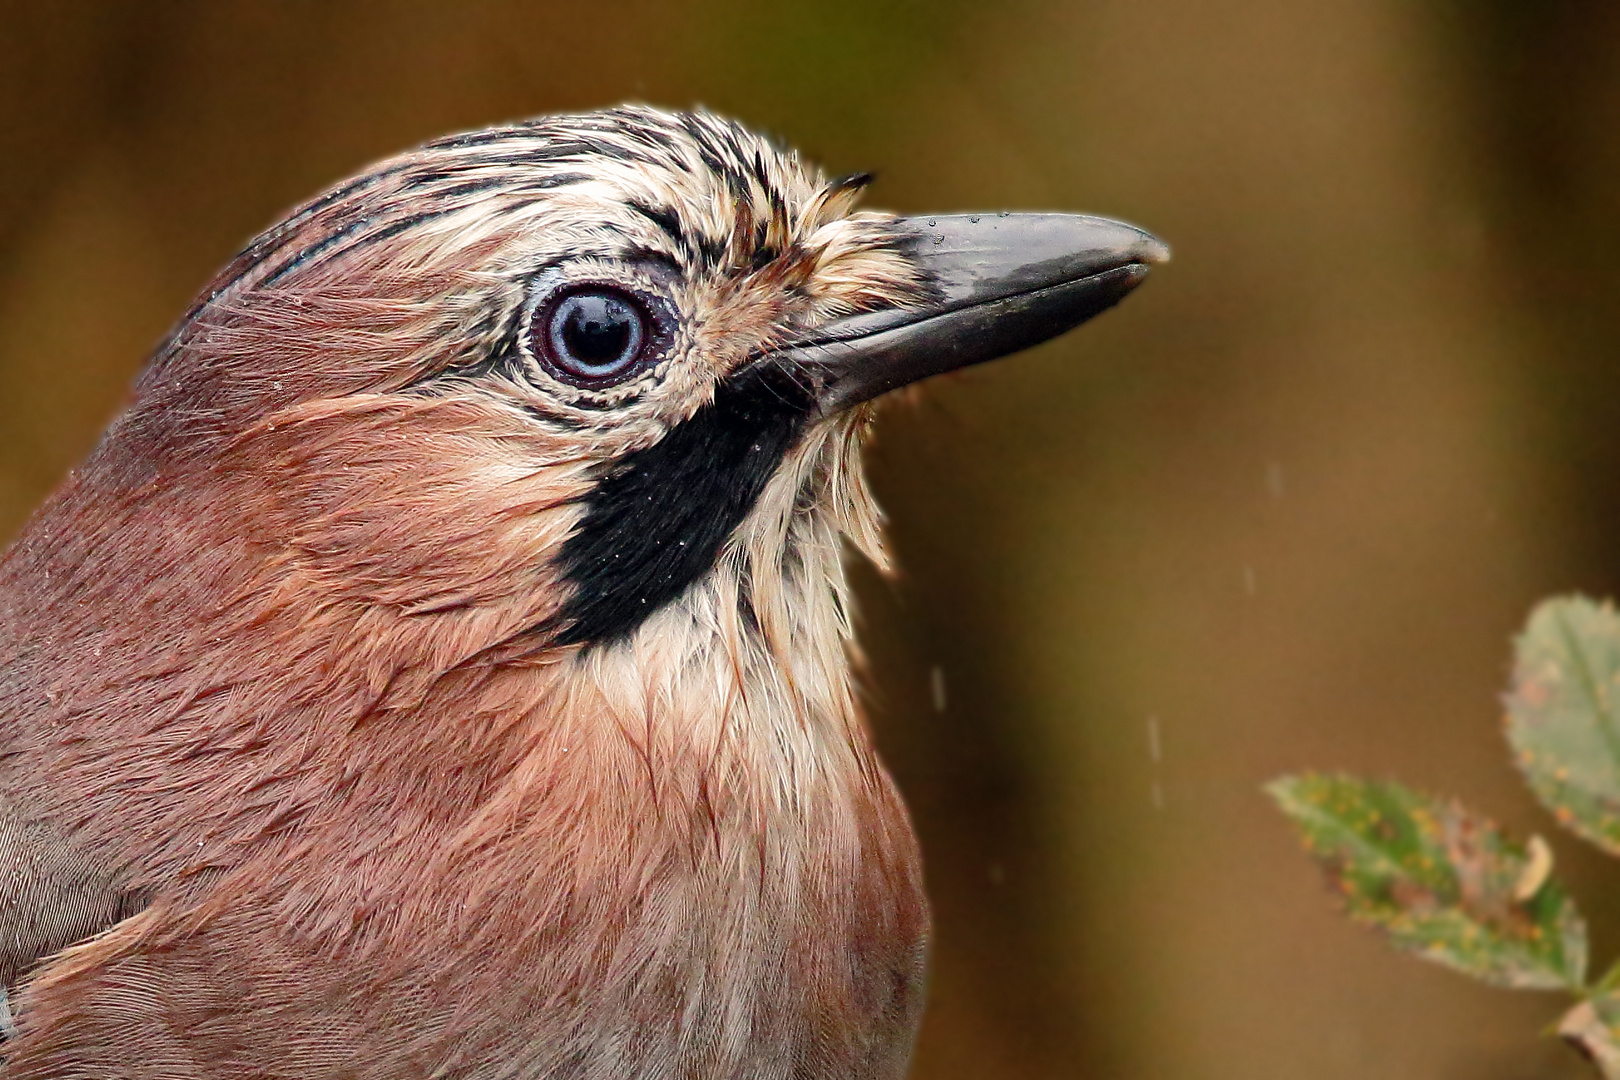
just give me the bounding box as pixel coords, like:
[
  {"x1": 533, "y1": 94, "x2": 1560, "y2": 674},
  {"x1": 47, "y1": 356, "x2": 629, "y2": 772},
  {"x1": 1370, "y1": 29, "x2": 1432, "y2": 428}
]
[{"x1": 58, "y1": 106, "x2": 1163, "y2": 692}]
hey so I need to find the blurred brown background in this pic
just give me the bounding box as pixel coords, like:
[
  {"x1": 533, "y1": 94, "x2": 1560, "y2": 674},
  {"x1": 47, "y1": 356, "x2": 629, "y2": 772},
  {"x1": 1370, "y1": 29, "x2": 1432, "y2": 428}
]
[{"x1": 5, "y1": 2, "x2": 1620, "y2": 1077}]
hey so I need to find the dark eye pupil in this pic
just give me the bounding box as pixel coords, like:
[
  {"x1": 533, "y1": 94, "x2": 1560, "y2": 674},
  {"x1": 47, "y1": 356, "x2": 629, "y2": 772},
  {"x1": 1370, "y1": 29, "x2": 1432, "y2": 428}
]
[
  {"x1": 562, "y1": 299, "x2": 628, "y2": 361},
  {"x1": 546, "y1": 292, "x2": 644, "y2": 381}
]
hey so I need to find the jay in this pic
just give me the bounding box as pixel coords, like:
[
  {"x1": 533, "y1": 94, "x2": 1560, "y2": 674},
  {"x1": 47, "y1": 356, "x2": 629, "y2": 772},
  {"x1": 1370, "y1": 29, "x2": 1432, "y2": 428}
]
[{"x1": 0, "y1": 107, "x2": 1163, "y2": 1078}]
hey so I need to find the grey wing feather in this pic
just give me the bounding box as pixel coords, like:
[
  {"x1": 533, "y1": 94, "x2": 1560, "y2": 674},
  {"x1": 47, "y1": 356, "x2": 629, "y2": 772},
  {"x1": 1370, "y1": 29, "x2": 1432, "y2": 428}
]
[{"x1": 0, "y1": 796, "x2": 144, "y2": 1027}]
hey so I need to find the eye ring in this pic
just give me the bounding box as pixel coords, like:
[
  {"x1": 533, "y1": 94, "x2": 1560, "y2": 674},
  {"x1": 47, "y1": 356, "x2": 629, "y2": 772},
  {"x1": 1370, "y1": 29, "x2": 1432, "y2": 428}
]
[{"x1": 528, "y1": 286, "x2": 655, "y2": 388}]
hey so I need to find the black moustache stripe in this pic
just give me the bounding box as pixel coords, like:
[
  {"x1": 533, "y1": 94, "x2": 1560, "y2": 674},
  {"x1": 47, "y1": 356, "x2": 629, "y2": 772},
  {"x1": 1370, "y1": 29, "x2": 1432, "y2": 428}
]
[{"x1": 551, "y1": 363, "x2": 815, "y2": 647}]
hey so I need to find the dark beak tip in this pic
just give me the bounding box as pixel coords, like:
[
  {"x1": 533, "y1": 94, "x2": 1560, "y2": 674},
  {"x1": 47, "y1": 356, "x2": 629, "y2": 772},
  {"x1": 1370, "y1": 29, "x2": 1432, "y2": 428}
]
[
  {"x1": 1136, "y1": 236, "x2": 1172, "y2": 267},
  {"x1": 1064, "y1": 218, "x2": 1171, "y2": 276},
  {"x1": 1124, "y1": 258, "x2": 1159, "y2": 293}
]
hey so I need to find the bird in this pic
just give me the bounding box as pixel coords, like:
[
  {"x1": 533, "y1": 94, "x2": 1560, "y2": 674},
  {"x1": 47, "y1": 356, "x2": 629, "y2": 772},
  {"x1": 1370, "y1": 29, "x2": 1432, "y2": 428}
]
[{"x1": 0, "y1": 106, "x2": 1164, "y2": 1078}]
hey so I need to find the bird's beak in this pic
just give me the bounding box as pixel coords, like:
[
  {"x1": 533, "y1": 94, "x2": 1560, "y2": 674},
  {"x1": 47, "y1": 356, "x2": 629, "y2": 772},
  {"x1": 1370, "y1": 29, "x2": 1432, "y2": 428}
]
[{"x1": 765, "y1": 213, "x2": 1169, "y2": 415}]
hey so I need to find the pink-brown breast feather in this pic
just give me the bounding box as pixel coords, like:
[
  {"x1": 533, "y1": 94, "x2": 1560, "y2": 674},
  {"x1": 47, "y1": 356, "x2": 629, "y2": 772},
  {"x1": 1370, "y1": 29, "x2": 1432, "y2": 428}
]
[{"x1": 0, "y1": 375, "x2": 926, "y2": 1077}]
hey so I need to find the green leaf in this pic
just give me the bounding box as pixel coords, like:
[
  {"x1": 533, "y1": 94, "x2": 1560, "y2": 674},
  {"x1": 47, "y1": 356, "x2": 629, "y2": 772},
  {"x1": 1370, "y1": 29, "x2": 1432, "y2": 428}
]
[
  {"x1": 1507, "y1": 596, "x2": 1620, "y2": 855},
  {"x1": 1561, "y1": 994, "x2": 1620, "y2": 1079},
  {"x1": 1268, "y1": 773, "x2": 1587, "y2": 990}
]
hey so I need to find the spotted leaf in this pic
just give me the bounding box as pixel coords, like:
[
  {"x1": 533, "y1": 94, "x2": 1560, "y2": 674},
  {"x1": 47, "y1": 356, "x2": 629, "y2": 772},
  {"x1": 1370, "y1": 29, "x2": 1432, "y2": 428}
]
[
  {"x1": 1268, "y1": 773, "x2": 1587, "y2": 991},
  {"x1": 1508, "y1": 596, "x2": 1620, "y2": 855}
]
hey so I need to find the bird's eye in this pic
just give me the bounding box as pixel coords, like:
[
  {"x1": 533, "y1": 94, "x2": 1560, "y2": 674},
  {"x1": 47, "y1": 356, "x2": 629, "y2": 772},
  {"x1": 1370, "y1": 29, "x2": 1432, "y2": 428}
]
[{"x1": 532, "y1": 288, "x2": 651, "y2": 386}]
